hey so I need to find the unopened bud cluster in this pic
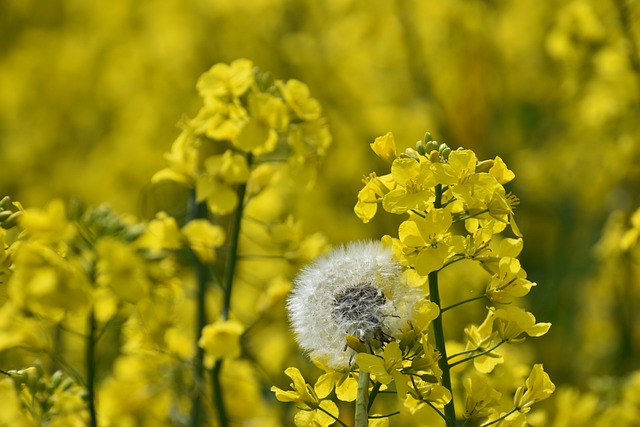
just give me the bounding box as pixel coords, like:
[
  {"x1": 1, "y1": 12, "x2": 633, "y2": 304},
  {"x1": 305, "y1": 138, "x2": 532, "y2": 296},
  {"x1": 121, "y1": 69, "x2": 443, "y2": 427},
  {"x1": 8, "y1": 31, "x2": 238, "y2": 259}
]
[
  {"x1": 414, "y1": 131, "x2": 456, "y2": 162},
  {"x1": 0, "y1": 196, "x2": 22, "y2": 229}
]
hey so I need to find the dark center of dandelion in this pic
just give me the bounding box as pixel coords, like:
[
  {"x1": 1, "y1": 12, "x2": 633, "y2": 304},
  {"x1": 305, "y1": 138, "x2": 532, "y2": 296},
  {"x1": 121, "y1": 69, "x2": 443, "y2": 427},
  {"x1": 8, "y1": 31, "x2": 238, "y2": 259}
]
[{"x1": 331, "y1": 283, "x2": 388, "y2": 342}]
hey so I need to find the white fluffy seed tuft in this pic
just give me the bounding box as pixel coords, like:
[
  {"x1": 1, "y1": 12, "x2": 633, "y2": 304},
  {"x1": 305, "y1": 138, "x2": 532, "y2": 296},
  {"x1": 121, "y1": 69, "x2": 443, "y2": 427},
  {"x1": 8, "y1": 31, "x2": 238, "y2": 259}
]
[{"x1": 287, "y1": 240, "x2": 421, "y2": 371}]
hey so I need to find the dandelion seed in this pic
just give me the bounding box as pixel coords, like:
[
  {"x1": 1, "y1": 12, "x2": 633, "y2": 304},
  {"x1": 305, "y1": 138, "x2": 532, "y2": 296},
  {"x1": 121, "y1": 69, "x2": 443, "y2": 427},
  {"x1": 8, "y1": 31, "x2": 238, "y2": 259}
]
[{"x1": 287, "y1": 240, "x2": 421, "y2": 371}]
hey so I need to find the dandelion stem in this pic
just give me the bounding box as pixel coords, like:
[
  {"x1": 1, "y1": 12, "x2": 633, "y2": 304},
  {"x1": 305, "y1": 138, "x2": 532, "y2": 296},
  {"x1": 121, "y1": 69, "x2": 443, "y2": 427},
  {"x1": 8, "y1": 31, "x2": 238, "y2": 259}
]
[
  {"x1": 355, "y1": 371, "x2": 370, "y2": 427},
  {"x1": 429, "y1": 184, "x2": 457, "y2": 427},
  {"x1": 86, "y1": 309, "x2": 98, "y2": 427}
]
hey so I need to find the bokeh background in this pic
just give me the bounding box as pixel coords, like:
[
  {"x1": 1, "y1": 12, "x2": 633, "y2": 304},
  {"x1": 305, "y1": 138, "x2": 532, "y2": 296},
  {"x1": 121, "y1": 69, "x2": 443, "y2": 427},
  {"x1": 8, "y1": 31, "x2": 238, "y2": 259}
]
[{"x1": 1, "y1": 0, "x2": 639, "y2": 423}]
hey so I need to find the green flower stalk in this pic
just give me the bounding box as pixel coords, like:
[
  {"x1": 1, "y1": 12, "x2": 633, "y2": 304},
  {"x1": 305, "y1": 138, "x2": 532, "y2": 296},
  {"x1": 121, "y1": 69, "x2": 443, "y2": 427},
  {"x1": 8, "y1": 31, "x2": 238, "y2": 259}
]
[
  {"x1": 276, "y1": 131, "x2": 554, "y2": 427},
  {"x1": 148, "y1": 59, "x2": 332, "y2": 425}
]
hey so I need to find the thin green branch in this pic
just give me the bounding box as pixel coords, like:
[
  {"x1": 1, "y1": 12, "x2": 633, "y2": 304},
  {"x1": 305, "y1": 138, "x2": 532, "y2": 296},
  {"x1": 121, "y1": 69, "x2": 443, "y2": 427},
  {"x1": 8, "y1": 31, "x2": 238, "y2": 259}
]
[
  {"x1": 86, "y1": 310, "x2": 98, "y2": 427},
  {"x1": 316, "y1": 405, "x2": 349, "y2": 427},
  {"x1": 44, "y1": 350, "x2": 86, "y2": 387},
  {"x1": 211, "y1": 151, "x2": 253, "y2": 427},
  {"x1": 448, "y1": 340, "x2": 506, "y2": 369},
  {"x1": 437, "y1": 255, "x2": 467, "y2": 272},
  {"x1": 369, "y1": 411, "x2": 401, "y2": 418},
  {"x1": 453, "y1": 209, "x2": 490, "y2": 223},
  {"x1": 447, "y1": 346, "x2": 484, "y2": 361},
  {"x1": 441, "y1": 294, "x2": 486, "y2": 314},
  {"x1": 410, "y1": 375, "x2": 447, "y2": 422},
  {"x1": 429, "y1": 184, "x2": 457, "y2": 427},
  {"x1": 221, "y1": 152, "x2": 253, "y2": 320},
  {"x1": 425, "y1": 401, "x2": 448, "y2": 422},
  {"x1": 188, "y1": 195, "x2": 211, "y2": 427},
  {"x1": 480, "y1": 407, "x2": 519, "y2": 427},
  {"x1": 367, "y1": 381, "x2": 382, "y2": 411},
  {"x1": 613, "y1": 0, "x2": 640, "y2": 103},
  {"x1": 211, "y1": 360, "x2": 228, "y2": 426}
]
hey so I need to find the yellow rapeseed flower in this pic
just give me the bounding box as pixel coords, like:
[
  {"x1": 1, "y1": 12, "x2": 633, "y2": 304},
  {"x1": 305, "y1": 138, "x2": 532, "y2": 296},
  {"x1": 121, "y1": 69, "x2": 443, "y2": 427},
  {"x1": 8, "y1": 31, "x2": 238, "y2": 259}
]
[
  {"x1": 196, "y1": 58, "x2": 254, "y2": 101},
  {"x1": 514, "y1": 364, "x2": 555, "y2": 412},
  {"x1": 181, "y1": 219, "x2": 225, "y2": 263},
  {"x1": 198, "y1": 319, "x2": 244, "y2": 363},
  {"x1": 370, "y1": 132, "x2": 397, "y2": 164}
]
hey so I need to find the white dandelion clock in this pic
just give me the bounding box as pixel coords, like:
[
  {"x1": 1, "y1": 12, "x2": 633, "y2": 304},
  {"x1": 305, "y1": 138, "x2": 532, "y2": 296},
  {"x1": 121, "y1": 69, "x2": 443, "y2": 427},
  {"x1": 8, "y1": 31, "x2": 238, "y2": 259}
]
[{"x1": 287, "y1": 240, "x2": 422, "y2": 371}]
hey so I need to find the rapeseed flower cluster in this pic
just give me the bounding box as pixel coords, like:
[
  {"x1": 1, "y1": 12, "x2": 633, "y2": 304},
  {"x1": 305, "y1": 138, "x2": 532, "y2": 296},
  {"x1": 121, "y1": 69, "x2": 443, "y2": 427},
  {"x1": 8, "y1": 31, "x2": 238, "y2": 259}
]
[
  {"x1": 276, "y1": 132, "x2": 554, "y2": 426},
  {"x1": 1, "y1": 1, "x2": 639, "y2": 422},
  {"x1": 0, "y1": 61, "x2": 330, "y2": 426}
]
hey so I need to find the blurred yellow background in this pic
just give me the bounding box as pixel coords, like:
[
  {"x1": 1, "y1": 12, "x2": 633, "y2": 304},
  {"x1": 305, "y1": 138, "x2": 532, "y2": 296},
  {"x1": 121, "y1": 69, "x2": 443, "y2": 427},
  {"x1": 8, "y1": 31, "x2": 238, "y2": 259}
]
[{"x1": 1, "y1": 0, "x2": 639, "y2": 420}]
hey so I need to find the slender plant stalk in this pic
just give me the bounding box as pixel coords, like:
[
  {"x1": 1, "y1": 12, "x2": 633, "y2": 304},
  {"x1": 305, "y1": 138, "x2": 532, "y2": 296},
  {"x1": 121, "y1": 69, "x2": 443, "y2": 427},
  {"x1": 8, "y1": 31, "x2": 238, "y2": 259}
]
[
  {"x1": 367, "y1": 381, "x2": 382, "y2": 411},
  {"x1": 355, "y1": 371, "x2": 370, "y2": 427},
  {"x1": 480, "y1": 407, "x2": 519, "y2": 427},
  {"x1": 86, "y1": 309, "x2": 98, "y2": 427},
  {"x1": 189, "y1": 197, "x2": 210, "y2": 427},
  {"x1": 429, "y1": 184, "x2": 457, "y2": 427},
  {"x1": 221, "y1": 153, "x2": 252, "y2": 320},
  {"x1": 210, "y1": 151, "x2": 253, "y2": 427},
  {"x1": 317, "y1": 406, "x2": 349, "y2": 427},
  {"x1": 441, "y1": 294, "x2": 486, "y2": 313},
  {"x1": 448, "y1": 340, "x2": 506, "y2": 369}
]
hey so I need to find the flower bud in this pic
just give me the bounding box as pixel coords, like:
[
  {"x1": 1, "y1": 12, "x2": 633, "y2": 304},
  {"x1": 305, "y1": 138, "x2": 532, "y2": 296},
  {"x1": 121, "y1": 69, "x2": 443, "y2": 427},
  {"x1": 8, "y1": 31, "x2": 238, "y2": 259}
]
[
  {"x1": 424, "y1": 132, "x2": 433, "y2": 142},
  {"x1": 476, "y1": 159, "x2": 495, "y2": 173},
  {"x1": 415, "y1": 140, "x2": 427, "y2": 155},
  {"x1": 1, "y1": 211, "x2": 22, "y2": 229},
  {"x1": 425, "y1": 141, "x2": 438, "y2": 153},
  {"x1": 0, "y1": 196, "x2": 12, "y2": 209},
  {"x1": 49, "y1": 370, "x2": 64, "y2": 391},
  {"x1": 401, "y1": 147, "x2": 420, "y2": 160}
]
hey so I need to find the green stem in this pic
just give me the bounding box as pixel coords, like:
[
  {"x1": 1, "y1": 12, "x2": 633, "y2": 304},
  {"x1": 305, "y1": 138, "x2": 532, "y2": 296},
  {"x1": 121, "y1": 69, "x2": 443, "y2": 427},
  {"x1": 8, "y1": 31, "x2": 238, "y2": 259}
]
[
  {"x1": 211, "y1": 359, "x2": 227, "y2": 425},
  {"x1": 613, "y1": 0, "x2": 640, "y2": 103},
  {"x1": 189, "y1": 197, "x2": 210, "y2": 427},
  {"x1": 86, "y1": 310, "x2": 98, "y2": 427},
  {"x1": 479, "y1": 407, "x2": 519, "y2": 427},
  {"x1": 454, "y1": 209, "x2": 490, "y2": 223},
  {"x1": 317, "y1": 405, "x2": 348, "y2": 427},
  {"x1": 437, "y1": 255, "x2": 466, "y2": 272},
  {"x1": 441, "y1": 294, "x2": 486, "y2": 314},
  {"x1": 367, "y1": 381, "x2": 382, "y2": 411},
  {"x1": 448, "y1": 340, "x2": 506, "y2": 369},
  {"x1": 355, "y1": 371, "x2": 370, "y2": 427},
  {"x1": 429, "y1": 184, "x2": 457, "y2": 427},
  {"x1": 410, "y1": 375, "x2": 447, "y2": 422},
  {"x1": 211, "y1": 151, "x2": 252, "y2": 427},
  {"x1": 369, "y1": 411, "x2": 400, "y2": 418},
  {"x1": 221, "y1": 152, "x2": 252, "y2": 320},
  {"x1": 447, "y1": 346, "x2": 484, "y2": 361}
]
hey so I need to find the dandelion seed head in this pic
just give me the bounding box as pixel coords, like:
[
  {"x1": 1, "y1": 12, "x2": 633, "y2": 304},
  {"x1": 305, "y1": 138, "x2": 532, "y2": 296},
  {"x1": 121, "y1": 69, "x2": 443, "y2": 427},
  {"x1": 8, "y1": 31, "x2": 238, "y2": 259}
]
[{"x1": 287, "y1": 240, "x2": 421, "y2": 370}]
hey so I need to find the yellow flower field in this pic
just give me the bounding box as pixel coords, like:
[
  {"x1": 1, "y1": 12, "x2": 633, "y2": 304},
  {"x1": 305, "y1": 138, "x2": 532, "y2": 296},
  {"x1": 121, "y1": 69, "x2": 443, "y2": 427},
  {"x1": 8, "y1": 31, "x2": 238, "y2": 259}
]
[{"x1": 1, "y1": 1, "x2": 639, "y2": 426}]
